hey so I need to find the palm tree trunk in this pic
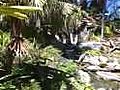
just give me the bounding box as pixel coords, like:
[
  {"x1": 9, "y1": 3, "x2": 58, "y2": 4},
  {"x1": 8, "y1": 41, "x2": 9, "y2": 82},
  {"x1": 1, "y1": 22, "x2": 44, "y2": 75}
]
[
  {"x1": 11, "y1": 18, "x2": 22, "y2": 38},
  {"x1": 7, "y1": 18, "x2": 27, "y2": 65}
]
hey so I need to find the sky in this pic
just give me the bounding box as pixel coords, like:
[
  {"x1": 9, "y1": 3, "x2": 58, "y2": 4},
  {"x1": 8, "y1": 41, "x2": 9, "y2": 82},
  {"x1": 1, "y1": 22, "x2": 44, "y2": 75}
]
[
  {"x1": 76, "y1": 0, "x2": 120, "y2": 20},
  {"x1": 105, "y1": 0, "x2": 120, "y2": 20}
]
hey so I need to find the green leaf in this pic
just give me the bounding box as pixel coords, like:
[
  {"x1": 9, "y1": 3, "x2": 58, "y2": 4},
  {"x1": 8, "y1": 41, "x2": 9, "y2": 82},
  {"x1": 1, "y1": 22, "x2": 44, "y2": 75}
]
[
  {"x1": 0, "y1": 5, "x2": 42, "y2": 20},
  {"x1": 10, "y1": 6, "x2": 42, "y2": 11}
]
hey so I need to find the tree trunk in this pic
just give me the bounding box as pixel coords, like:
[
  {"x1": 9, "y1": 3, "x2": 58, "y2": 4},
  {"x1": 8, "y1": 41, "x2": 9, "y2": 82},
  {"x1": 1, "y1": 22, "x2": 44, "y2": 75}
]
[
  {"x1": 6, "y1": 18, "x2": 27, "y2": 66},
  {"x1": 11, "y1": 18, "x2": 22, "y2": 38}
]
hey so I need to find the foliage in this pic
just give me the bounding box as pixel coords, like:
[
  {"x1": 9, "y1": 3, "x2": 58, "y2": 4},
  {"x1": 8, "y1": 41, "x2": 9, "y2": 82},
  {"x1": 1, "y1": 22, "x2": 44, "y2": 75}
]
[
  {"x1": 40, "y1": 45, "x2": 61, "y2": 61},
  {"x1": 0, "y1": 50, "x2": 7, "y2": 68},
  {"x1": 0, "y1": 42, "x2": 95, "y2": 90},
  {"x1": 0, "y1": 6, "x2": 41, "y2": 19},
  {"x1": 0, "y1": 81, "x2": 16, "y2": 90},
  {"x1": 0, "y1": 3, "x2": 42, "y2": 20},
  {"x1": 89, "y1": 33, "x2": 100, "y2": 42},
  {"x1": 0, "y1": 78, "x2": 41, "y2": 90},
  {"x1": 0, "y1": 30, "x2": 10, "y2": 50},
  {"x1": 104, "y1": 25, "x2": 113, "y2": 37},
  {"x1": 59, "y1": 77, "x2": 94, "y2": 90},
  {"x1": 67, "y1": 77, "x2": 94, "y2": 90},
  {"x1": 40, "y1": 0, "x2": 84, "y2": 36},
  {"x1": 21, "y1": 44, "x2": 62, "y2": 66},
  {"x1": 0, "y1": 0, "x2": 112, "y2": 90},
  {"x1": 57, "y1": 60, "x2": 77, "y2": 75},
  {"x1": 21, "y1": 79, "x2": 41, "y2": 90},
  {"x1": 85, "y1": 50, "x2": 102, "y2": 56},
  {"x1": 62, "y1": 2, "x2": 82, "y2": 27}
]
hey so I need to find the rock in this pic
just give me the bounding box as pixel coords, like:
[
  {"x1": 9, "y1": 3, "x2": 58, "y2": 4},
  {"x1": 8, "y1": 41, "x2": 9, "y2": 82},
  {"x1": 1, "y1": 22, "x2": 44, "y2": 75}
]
[
  {"x1": 99, "y1": 56, "x2": 108, "y2": 63},
  {"x1": 79, "y1": 42, "x2": 102, "y2": 50},
  {"x1": 107, "y1": 58, "x2": 120, "y2": 68},
  {"x1": 97, "y1": 88, "x2": 106, "y2": 90},
  {"x1": 83, "y1": 55, "x2": 100, "y2": 65},
  {"x1": 86, "y1": 66, "x2": 101, "y2": 71},
  {"x1": 106, "y1": 62, "x2": 118, "y2": 69},
  {"x1": 108, "y1": 58, "x2": 119, "y2": 64},
  {"x1": 77, "y1": 53, "x2": 86, "y2": 62},
  {"x1": 91, "y1": 72, "x2": 120, "y2": 90},
  {"x1": 77, "y1": 70, "x2": 91, "y2": 84},
  {"x1": 96, "y1": 71, "x2": 120, "y2": 81},
  {"x1": 114, "y1": 65, "x2": 120, "y2": 70}
]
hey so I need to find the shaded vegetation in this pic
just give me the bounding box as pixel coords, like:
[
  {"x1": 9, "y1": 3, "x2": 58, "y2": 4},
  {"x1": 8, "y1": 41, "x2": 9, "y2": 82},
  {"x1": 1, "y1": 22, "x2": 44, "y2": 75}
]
[{"x1": 0, "y1": 0, "x2": 120, "y2": 90}]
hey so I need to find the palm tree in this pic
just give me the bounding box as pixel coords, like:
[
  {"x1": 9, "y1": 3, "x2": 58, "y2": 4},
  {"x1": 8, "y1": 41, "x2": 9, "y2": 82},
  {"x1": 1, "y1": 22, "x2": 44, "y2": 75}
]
[
  {"x1": 0, "y1": 1, "x2": 42, "y2": 71},
  {"x1": 2, "y1": 1, "x2": 42, "y2": 50}
]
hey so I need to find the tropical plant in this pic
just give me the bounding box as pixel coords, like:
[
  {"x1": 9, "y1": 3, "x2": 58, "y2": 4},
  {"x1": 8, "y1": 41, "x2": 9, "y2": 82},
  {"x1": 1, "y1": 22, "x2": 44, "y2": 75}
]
[
  {"x1": 0, "y1": 0, "x2": 111, "y2": 90},
  {"x1": 0, "y1": 1, "x2": 43, "y2": 67},
  {"x1": 0, "y1": 1, "x2": 46, "y2": 76},
  {"x1": 0, "y1": 30, "x2": 10, "y2": 50},
  {"x1": 39, "y1": 0, "x2": 95, "y2": 45}
]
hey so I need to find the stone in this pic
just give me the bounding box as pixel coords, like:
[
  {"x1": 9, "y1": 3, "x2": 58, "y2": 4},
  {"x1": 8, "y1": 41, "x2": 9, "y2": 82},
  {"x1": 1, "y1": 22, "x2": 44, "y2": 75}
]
[
  {"x1": 79, "y1": 42, "x2": 102, "y2": 50},
  {"x1": 77, "y1": 70, "x2": 91, "y2": 84},
  {"x1": 99, "y1": 56, "x2": 108, "y2": 63},
  {"x1": 114, "y1": 65, "x2": 120, "y2": 70},
  {"x1": 83, "y1": 55, "x2": 100, "y2": 65},
  {"x1": 96, "y1": 71, "x2": 120, "y2": 81},
  {"x1": 87, "y1": 66, "x2": 101, "y2": 71},
  {"x1": 97, "y1": 88, "x2": 106, "y2": 90}
]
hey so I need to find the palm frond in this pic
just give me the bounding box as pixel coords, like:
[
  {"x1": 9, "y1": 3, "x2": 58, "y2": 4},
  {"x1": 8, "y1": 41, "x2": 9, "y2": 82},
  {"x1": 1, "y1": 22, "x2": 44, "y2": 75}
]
[
  {"x1": 10, "y1": 6, "x2": 42, "y2": 11},
  {"x1": 0, "y1": 5, "x2": 42, "y2": 20}
]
